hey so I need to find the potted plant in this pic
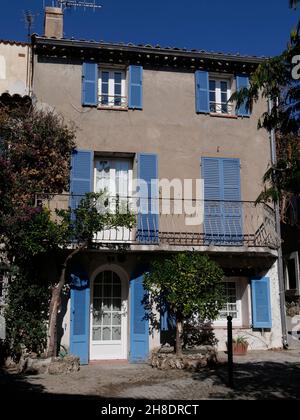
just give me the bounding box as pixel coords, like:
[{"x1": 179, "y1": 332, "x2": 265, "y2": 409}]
[{"x1": 232, "y1": 336, "x2": 249, "y2": 355}]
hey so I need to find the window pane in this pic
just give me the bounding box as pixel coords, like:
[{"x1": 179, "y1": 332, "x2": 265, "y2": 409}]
[
  {"x1": 112, "y1": 313, "x2": 121, "y2": 326},
  {"x1": 112, "y1": 298, "x2": 121, "y2": 311},
  {"x1": 221, "y1": 92, "x2": 228, "y2": 103},
  {"x1": 103, "y1": 298, "x2": 111, "y2": 311},
  {"x1": 102, "y1": 71, "x2": 109, "y2": 83},
  {"x1": 221, "y1": 81, "x2": 228, "y2": 92},
  {"x1": 114, "y1": 72, "x2": 122, "y2": 84},
  {"x1": 93, "y1": 327, "x2": 101, "y2": 341},
  {"x1": 113, "y1": 283, "x2": 121, "y2": 297},
  {"x1": 112, "y1": 327, "x2": 121, "y2": 340},
  {"x1": 102, "y1": 312, "x2": 111, "y2": 325},
  {"x1": 115, "y1": 83, "x2": 121, "y2": 95},
  {"x1": 209, "y1": 80, "x2": 216, "y2": 90},
  {"x1": 103, "y1": 284, "x2": 111, "y2": 297},
  {"x1": 102, "y1": 327, "x2": 111, "y2": 340},
  {"x1": 209, "y1": 91, "x2": 216, "y2": 102}
]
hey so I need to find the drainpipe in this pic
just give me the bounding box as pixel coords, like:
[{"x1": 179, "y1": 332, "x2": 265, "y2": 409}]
[{"x1": 268, "y1": 98, "x2": 288, "y2": 349}]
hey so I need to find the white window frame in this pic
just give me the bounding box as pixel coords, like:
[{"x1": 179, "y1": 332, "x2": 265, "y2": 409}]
[
  {"x1": 94, "y1": 157, "x2": 133, "y2": 200},
  {"x1": 214, "y1": 278, "x2": 242, "y2": 327},
  {"x1": 284, "y1": 251, "x2": 300, "y2": 294},
  {"x1": 98, "y1": 68, "x2": 127, "y2": 108},
  {"x1": 209, "y1": 76, "x2": 232, "y2": 114}
]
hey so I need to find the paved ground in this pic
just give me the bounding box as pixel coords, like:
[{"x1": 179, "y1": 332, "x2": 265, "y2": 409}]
[{"x1": 1, "y1": 350, "x2": 300, "y2": 400}]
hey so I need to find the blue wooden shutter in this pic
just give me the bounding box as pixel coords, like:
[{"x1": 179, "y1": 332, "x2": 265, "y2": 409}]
[
  {"x1": 222, "y1": 159, "x2": 243, "y2": 243},
  {"x1": 82, "y1": 62, "x2": 98, "y2": 106},
  {"x1": 70, "y1": 267, "x2": 90, "y2": 365},
  {"x1": 195, "y1": 70, "x2": 209, "y2": 113},
  {"x1": 236, "y1": 75, "x2": 250, "y2": 117},
  {"x1": 70, "y1": 150, "x2": 93, "y2": 211},
  {"x1": 202, "y1": 158, "x2": 242, "y2": 244},
  {"x1": 202, "y1": 158, "x2": 223, "y2": 243},
  {"x1": 128, "y1": 65, "x2": 143, "y2": 109},
  {"x1": 251, "y1": 277, "x2": 272, "y2": 329},
  {"x1": 129, "y1": 271, "x2": 149, "y2": 362},
  {"x1": 137, "y1": 153, "x2": 159, "y2": 243}
]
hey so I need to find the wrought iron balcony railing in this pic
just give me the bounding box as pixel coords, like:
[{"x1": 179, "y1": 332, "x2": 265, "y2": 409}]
[
  {"x1": 209, "y1": 102, "x2": 234, "y2": 115},
  {"x1": 35, "y1": 194, "x2": 279, "y2": 249},
  {"x1": 98, "y1": 94, "x2": 128, "y2": 108}
]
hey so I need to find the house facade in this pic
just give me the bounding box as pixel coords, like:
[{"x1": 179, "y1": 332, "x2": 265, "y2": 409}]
[{"x1": 30, "y1": 7, "x2": 284, "y2": 364}]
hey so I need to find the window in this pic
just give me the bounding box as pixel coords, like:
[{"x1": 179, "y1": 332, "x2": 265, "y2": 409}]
[
  {"x1": 93, "y1": 157, "x2": 133, "y2": 242},
  {"x1": 214, "y1": 279, "x2": 242, "y2": 326},
  {"x1": 99, "y1": 69, "x2": 126, "y2": 108},
  {"x1": 209, "y1": 78, "x2": 232, "y2": 114},
  {"x1": 284, "y1": 252, "x2": 300, "y2": 293},
  {"x1": 94, "y1": 158, "x2": 132, "y2": 203}
]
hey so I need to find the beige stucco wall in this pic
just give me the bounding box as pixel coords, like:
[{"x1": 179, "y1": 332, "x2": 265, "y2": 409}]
[
  {"x1": 33, "y1": 57, "x2": 270, "y2": 202},
  {"x1": 0, "y1": 42, "x2": 29, "y2": 96}
]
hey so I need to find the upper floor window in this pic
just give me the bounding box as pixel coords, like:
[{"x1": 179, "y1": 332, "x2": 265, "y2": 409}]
[
  {"x1": 99, "y1": 69, "x2": 126, "y2": 109},
  {"x1": 209, "y1": 78, "x2": 232, "y2": 114}
]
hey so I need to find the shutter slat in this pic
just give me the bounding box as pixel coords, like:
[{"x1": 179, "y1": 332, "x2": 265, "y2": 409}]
[
  {"x1": 137, "y1": 153, "x2": 159, "y2": 243},
  {"x1": 236, "y1": 75, "x2": 250, "y2": 117},
  {"x1": 128, "y1": 65, "x2": 143, "y2": 109},
  {"x1": 82, "y1": 62, "x2": 98, "y2": 106},
  {"x1": 195, "y1": 70, "x2": 209, "y2": 113},
  {"x1": 251, "y1": 277, "x2": 272, "y2": 329}
]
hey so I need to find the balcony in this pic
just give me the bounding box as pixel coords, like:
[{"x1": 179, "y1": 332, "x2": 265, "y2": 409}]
[{"x1": 35, "y1": 194, "x2": 280, "y2": 252}]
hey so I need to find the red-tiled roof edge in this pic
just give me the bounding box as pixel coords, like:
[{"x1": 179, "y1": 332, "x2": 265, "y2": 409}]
[{"x1": 0, "y1": 39, "x2": 29, "y2": 47}]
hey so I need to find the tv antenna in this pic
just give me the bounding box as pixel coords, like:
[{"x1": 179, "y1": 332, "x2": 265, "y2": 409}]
[
  {"x1": 48, "y1": 1, "x2": 103, "y2": 11},
  {"x1": 23, "y1": 10, "x2": 38, "y2": 41}
]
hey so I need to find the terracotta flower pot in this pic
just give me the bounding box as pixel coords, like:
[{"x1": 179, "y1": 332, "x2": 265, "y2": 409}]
[{"x1": 232, "y1": 342, "x2": 248, "y2": 355}]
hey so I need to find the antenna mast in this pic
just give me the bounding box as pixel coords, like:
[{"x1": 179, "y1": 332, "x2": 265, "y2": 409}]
[{"x1": 55, "y1": 0, "x2": 102, "y2": 11}]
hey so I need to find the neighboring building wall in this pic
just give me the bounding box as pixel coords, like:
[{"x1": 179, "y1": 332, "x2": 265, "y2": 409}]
[{"x1": 0, "y1": 41, "x2": 30, "y2": 96}]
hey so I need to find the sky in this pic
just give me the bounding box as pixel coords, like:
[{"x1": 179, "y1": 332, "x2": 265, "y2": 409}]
[{"x1": 0, "y1": 1, "x2": 299, "y2": 57}]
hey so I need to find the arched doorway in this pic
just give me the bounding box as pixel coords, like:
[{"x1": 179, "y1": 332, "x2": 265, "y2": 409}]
[{"x1": 90, "y1": 267, "x2": 128, "y2": 360}]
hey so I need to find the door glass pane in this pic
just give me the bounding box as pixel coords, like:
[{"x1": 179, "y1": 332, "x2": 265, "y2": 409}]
[
  {"x1": 102, "y1": 312, "x2": 111, "y2": 325},
  {"x1": 112, "y1": 298, "x2": 121, "y2": 311},
  {"x1": 113, "y1": 283, "x2": 121, "y2": 297},
  {"x1": 92, "y1": 271, "x2": 122, "y2": 342},
  {"x1": 103, "y1": 298, "x2": 111, "y2": 311},
  {"x1": 112, "y1": 327, "x2": 121, "y2": 340},
  {"x1": 102, "y1": 327, "x2": 111, "y2": 340},
  {"x1": 112, "y1": 313, "x2": 121, "y2": 325},
  {"x1": 103, "y1": 284, "x2": 111, "y2": 297},
  {"x1": 93, "y1": 327, "x2": 101, "y2": 340}
]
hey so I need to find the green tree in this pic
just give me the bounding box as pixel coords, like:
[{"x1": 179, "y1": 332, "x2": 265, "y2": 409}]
[
  {"x1": 0, "y1": 105, "x2": 135, "y2": 358},
  {"x1": 144, "y1": 253, "x2": 224, "y2": 356},
  {"x1": 230, "y1": 4, "x2": 299, "y2": 215}
]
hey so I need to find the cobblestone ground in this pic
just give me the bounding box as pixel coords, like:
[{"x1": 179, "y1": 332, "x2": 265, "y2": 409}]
[{"x1": 1, "y1": 350, "x2": 300, "y2": 400}]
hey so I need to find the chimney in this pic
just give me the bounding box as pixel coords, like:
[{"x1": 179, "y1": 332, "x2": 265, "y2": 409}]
[{"x1": 44, "y1": 7, "x2": 63, "y2": 38}]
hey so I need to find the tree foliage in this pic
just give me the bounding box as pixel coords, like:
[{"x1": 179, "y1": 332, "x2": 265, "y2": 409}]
[
  {"x1": 231, "y1": 5, "x2": 300, "y2": 218},
  {"x1": 144, "y1": 253, "x2": 224, "y2": 355}
]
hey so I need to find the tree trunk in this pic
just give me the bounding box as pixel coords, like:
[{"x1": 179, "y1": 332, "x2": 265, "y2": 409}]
[
  {"x1": 175, "y1": 317, "x2": 183, "y2": 357},
  {"x1": 46, "y1": 244, "x2": 86, "y2": 358}
]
